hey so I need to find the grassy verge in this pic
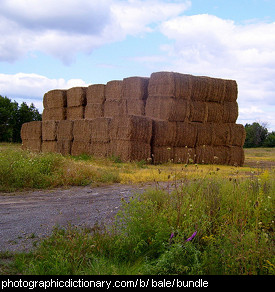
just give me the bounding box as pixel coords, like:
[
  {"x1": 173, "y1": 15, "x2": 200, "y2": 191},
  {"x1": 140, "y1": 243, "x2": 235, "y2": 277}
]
[{"x1": 3, "y1": 168, "x2": 274, "y2": 275}]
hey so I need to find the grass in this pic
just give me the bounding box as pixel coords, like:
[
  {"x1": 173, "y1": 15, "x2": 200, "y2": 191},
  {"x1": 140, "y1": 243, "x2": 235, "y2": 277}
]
[{"x1": 0, "y1": 143, "x2": 274, "y2": 275}]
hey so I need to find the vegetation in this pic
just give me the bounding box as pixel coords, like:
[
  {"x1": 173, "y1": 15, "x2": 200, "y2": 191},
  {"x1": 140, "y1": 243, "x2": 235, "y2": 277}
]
[
  {"x1": 0, "y1": 95, "x2": 41, "y2": 143},
  {"x1": 0, "y1": 143, "x2": 274, "y2": 275}
]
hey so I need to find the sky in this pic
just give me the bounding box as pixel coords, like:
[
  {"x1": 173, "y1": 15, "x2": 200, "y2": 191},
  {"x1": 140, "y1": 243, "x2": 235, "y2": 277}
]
[{"x1": 0, "y1": 0, "x2": 275, "y2": 131}]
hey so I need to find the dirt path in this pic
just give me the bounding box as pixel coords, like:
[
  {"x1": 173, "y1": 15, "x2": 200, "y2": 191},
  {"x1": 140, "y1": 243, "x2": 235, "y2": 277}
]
[{"x1": 0, "y1": 183, "x2": 157, "y2": 253}]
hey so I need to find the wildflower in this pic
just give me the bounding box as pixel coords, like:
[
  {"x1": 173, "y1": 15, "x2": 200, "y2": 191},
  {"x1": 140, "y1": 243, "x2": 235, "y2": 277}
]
[
  {"x1": 169, "y1": 232, "x2": 174, "y2": 244},
  {"x1": 185, "y1": 231, "x2": 197, "y2": 242}
]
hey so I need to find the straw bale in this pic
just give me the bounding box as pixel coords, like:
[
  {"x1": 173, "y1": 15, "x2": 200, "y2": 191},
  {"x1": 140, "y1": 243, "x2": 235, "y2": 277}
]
[
  {"x1": 224, "y1": 80, "x2": 238, "y2": 102},
  {"x1": 151, "y1": 120, "x2": 176, "y2": 146},
  {"x1": 110, "y1": 115, "x2": 152, "y2": 144},
  {"x1": 71, "y1": 141, "x2": 91, "y2": 156},
  {"x1": 195, "y1": 145, "x2": 215, "y2": 164},
  {"x1": 21, "y1": 121, "x2": 42, "y2": 140},
  {"x1": 122, "y1": 77, "x2": 149, "y2": 100},
  {"x1": 229, "y1": 124, "x2": 246, "y2": 147},
  {"x1": 104, "y1": 100, "x2": 127, "y2": 118},
  {"x1": 174, "y1": 147, "x2": 196, "y2": 164},
  {"x1": 206, "y1": 102, "x2": 223, "y2": 123},
  {"x1": 73, "y1": 120, "x2": 92, "y2": 142},
  {"x1": 85, "y1": 104, "x2": 104, "y2": 119},
  {"x1": 91, "y1": 117, "x2": 111, "y2": 143},
  {"x1": 228, "y1": 146, "x2": 244, "y2": 166},
  {"x1": 148, "y1": 72, "x2": 192, "y2": 99},
  {"x1": 151, "y1": 146, "x2": 174, "y2": 164},
  {"x1": 189, "y1": 101, "x2": 208, "y2": 123},
  {"x1": 43, "y1": 89, "x2": 67, "y2": 109},
  {"x1": 57, "y1": 120, "x2": 74, "y2": 141},
  {"x1": 41, "y1": 141, "x2": 57, "y2": 153},
  {"x1": 91, "y1": 142, "x2": 111, "y2": 157},
  {"x1": 57, "y1": 140, "x2": 72, "y2": 155},
  {"x1": 66, "y1": 106, "x2": 85, "y2": 120},
  {"x1": 145, "y1": 96, "x2": 190, "y2": 121},
  {"x1": 213, "y1": 146, "x2": 230, "y2": 165},
  {"x1": 111, "y1": 140, "x2": 151, "y2": 162},
  {"x1": 42, "y1": 121, "x2": 59, "y2": 141},
  {"x1": 212, "y1": 123, "x2": 230, "y2": 146},
  {"x1": 105, "y1": 80, "x2": 123, "y2": 100},
  {"x1": 196, "y1": 123, "x2": 213, "y2": 146},
  {"x1": 175, "y1": 122, "x2": 198, "y2": 148},
  {"x1": 126, "y1": 99, "x2": 145, "y2": 116},
  {"x1": 222, "y1": 101, "x2": 238, "y2": 123},
  {"x1": 22, "y1": 139, "x2": 42, "y2": 152},
  {"x1": 67, "y1": 87, "x2": 87, "y2": 107},
  {"x1": 86, "y1": 84, "x2": 106, "y2": 104},
  {"x1": 42, "y1": 108, "x2": 66, "y2": 121}
]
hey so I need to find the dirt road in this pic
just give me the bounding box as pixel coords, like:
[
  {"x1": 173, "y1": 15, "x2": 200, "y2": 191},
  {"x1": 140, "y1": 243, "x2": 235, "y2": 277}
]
[{"x1": 0, "y1": 183, "x2": 155, "y2": 253}]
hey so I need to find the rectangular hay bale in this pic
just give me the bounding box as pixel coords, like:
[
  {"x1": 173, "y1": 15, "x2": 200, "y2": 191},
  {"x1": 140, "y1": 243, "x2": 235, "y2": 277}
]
[
  {"x1": 229, "y1": 124, "x2": 246, "y2": 147},
  {"x1": 174, "y1": 147, "x2": 196, "y2": 164},
  {"x1": 151, "y1": 145, "x2": 174, "y2": 164},
  {"x1": 21, "y1": 121, "x2": 42, "y2": 141},
  {"x1": 104, "y1": 100, "x2": 127, "y2": 118},
  {"x1": 206, "y1": 102, "x2": 224, "y2": 123},
  {"x1": 66, "y1": 106, "x2": 85, "y2": 120},
  {"x1": 195, "y1": 145, "x2": 215, "y2": 164},
  {"x1": 57, "y1": 120, "x2": 74, "y2": 141},
  {"x1": 43, "y1": 89, "x2": 67, "y2": 109},
  {"x1": 86, "y1": 84, "x2": 106, "y2": 104},
  {"x1": 41, "y1": 141, "x2": 57, "y2": 153},
  {"x1": 228, "y1": 146, "x2": 244, "y2": 166},
  {"x1": 22, "y1": 139, "x2": 42, "y2": 152},
  {"x1": 73, "y1": 120, "x2": 92, "y2": 142},
  {"x1": 189, "y1": 101, "x2": 208, "y2": 123},
  {"x1": 175, "y1": 122, "x2": 198, "y2": 148},
  {"x1": 42, "y1": 121, "x2": 59, "y2": 141},
  {"x1": 71, "y1": 140, "x2": 91, "y2": 156},
  {"x1": 222, "y1": 101, "x2": 238, "y2": 123},
  {"x1": 105, "y1": 80, "x2": 123, "y2": 100},
  {"x1": 67, "y1": 87, "x2": 87, "y2": 107},
  {"x1": 57, "y1": 139, "x2": 72, "y2": 155},
  {"x1": 126, "y1": 99, "x2": 145, "y2": 116},
  {"x1": 90, "y1": 142, "x2": 111, "y2": 157},
  {"x1": 85, "y1": 104, "x2": 104, "y2": 119},
  {"x1": 42, "y1": 108, "x2": 66, "y2": 121},
  {"x1": 122, "y1": 77, "x2": 149, "y2": 100},
  {"x1": 91, "y1": 117, "x2": 111, "y2": 143}
]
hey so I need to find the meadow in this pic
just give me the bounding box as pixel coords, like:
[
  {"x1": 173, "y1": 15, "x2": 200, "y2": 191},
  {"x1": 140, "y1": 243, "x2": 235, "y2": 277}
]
[{"x1": 0, "y1": 143, "x2": 274, "y2": 275}]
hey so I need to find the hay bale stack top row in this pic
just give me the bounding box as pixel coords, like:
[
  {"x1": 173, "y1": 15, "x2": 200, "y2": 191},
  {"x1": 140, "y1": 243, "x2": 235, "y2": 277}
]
[{"x1": 22, "y1": 71, "x2": 245, "y2": 166}]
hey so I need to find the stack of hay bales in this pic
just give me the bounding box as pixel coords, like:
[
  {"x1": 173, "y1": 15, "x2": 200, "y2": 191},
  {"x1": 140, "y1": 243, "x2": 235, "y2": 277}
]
[
  {"x1": 21, "y1": 71, "x2": 245, "y2": 166},
  {"x1": 104, "y1": 80, "x2": 127, "y2": 117},
  {"x1": 21, "y1": 121, "x2": 42, "y2": 152},
  {"x1": 42, "y1": 90, "x2": 67, "y2": 121},
  {"x1": 41, "y1": 120, "x2": 59, "y2": 152},
  {"x1": 85, "y1": 84, "x2": 105, "y2": 119},
  {"x1": 66, "y1": 87, "x2": 87, "y2": 120},
  {"x1": 110, "y1": 115, "x2": 152, "y2": 161}
]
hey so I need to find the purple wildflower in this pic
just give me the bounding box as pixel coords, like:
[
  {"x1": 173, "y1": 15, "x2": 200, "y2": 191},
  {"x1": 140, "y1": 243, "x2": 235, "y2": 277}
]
[
  {"x1": 185, "y1": 231, "x2": 197, "y2": 242},
  {"x1": 169, "y1": 232, "x2": 174, "y2": 244}
]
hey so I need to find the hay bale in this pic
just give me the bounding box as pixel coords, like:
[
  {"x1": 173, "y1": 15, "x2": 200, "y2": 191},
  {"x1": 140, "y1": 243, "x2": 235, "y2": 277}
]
[
  {"x1": 175, "y1": 122, "x2": 198, "y2": 148},
  {"x1": 73, "y1": 120, "x2": 92, "y2": 142},
  {"x1": 228, "y1": 146, "x2": 244, "y2": 166},
  {"x1": 151, "y1": 120, "x2": 176, "y2": 146},
  {"x1": 222, "y1": 101, "x2": 238, "y2": 123},
  {"x1": 71, "y1": 141, "x2": 91, "y2": 156},
  {"x1": 111, "y1": 140, "x2": 151, "y2": 162},
  {"x1": 224, "y1": 80, "x2": 238, "y2": 102},
  {"x1": 57, "y1": 120, "x2": 74, "y2": 141},
  {"x1": 91, "y1": 142, "x2": 111, "y2": 157},
  {"x1": 212, "y1": 123, "x2": 230, "y2": 146},
  {"x1": 66, "y1": 106, "x2": 85, "y2": 120},
  {"x1": 110, "y1": 115, "x2": 152, "y2": 144},
  {"x1": 42, "y1": 108, "x2": 66, "y2": 121},
  {"x1": 43, "y1": 89, "x2": 67, "y2": 109},
  {"x1": 148, "y1": 72, "x2": 192, "y2": 99},
  {"x1": 41, "y1": 141, "x2": 57, "y2": 153},
  {"x1": 213, "y1": 146, "x2": 230, "y2": 165},
  {"x1": 196, "y1": 123, "x2": 213, "y2": 146},
  {"x1": 189, "y1": 101, "x2": 208, "y2": 123},
  {"x1": 206, "y1": 102, "x2": 223, "y2": 123},
  {"x1": 42, "y1": 121, "x2": 59, "y2": 141},
  {"x1": 104, "y1": 100, "x2": 127, "y2": 117},
  {"x1": 122, "y1": 77, "x2": 149, "y2": 100},
  {"x1": 195, "y1": 145, "x2": 215, "y2": 164},
  {"x1": 105, "y1": 80, "x2": 123, "y2": 100},
  {"x1": 229, "y1": 124, "x2": 246, "y2": 147},
  {"x1": 91, "y1": 117, "x2": 111, "y2": 143},
  {"x1": 145, "y1": 96, "x2": 190, "y2": 121},
  {"x1": 21, "y1": 121, "x2": 42, "y2": 140},
  {"x1": 174, "y1": 147, "x2": 196, "y2": 164},
  {"x1": 67, "y1": 87, "x2": 87, "y2": 107},
  {"x1": 22, "y1": 139, "x2": 42, "y2": 152},
  {"x1": 57, "y1": 140, "x2": 72, "y2": 155},
  {"x1": 151, "y1": 146, "x2": 174, "y2": 164},
  {"x1": 85, "y1": 104, "x2": 104, "y2": 119},
  {"x1": 126, "y1": 99, "x2": 145, "y2": 116},
  {"x1": 86, "y1": 84, "x2": 106, "y2": 104}
]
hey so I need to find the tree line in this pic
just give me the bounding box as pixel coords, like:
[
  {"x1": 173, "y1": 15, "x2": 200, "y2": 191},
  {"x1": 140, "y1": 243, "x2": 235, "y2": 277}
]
[{"x1": 0, "y1": 95, "x2": 274, "y2": 147}]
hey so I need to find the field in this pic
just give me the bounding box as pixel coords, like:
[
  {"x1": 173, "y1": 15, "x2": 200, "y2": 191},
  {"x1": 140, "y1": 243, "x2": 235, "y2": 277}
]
[{"x1": 0, "y1": 143, "x2": 274, "y2": 275}]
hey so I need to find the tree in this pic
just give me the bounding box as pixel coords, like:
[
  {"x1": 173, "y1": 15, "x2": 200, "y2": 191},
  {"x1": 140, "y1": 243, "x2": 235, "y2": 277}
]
[
  {"x1": 0, "y1": 95, "x2": 41, "y2": 142},
  {"x1": 244, "y1": 122, "x2": 269, "y2": 148},
  {"x1": 263, "y1": 131, "x2": 275, "y2": 147}
]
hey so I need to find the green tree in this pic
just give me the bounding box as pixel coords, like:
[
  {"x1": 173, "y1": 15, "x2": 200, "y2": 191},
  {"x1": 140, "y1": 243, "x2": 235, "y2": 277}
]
[
  {"x1": 263, "y1": 131, "x2": 275, "y2": 147},
  {"x1": 0, "y1": 95, "x2": 41, "y2": 142},
  {"x1": 244, "y1": 122, "x2": 268, "y2": 148}
]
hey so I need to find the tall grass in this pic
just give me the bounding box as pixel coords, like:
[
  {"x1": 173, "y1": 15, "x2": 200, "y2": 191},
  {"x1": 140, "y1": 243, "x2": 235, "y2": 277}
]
[{"x1": 13, "y1": 168, "x2": 274, "y2": 275}]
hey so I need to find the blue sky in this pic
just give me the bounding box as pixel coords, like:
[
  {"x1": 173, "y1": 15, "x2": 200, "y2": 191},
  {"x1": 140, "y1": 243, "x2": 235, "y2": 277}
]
[{"x1": 0, "y1": 0, "x2": 275, "y2": 130}]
